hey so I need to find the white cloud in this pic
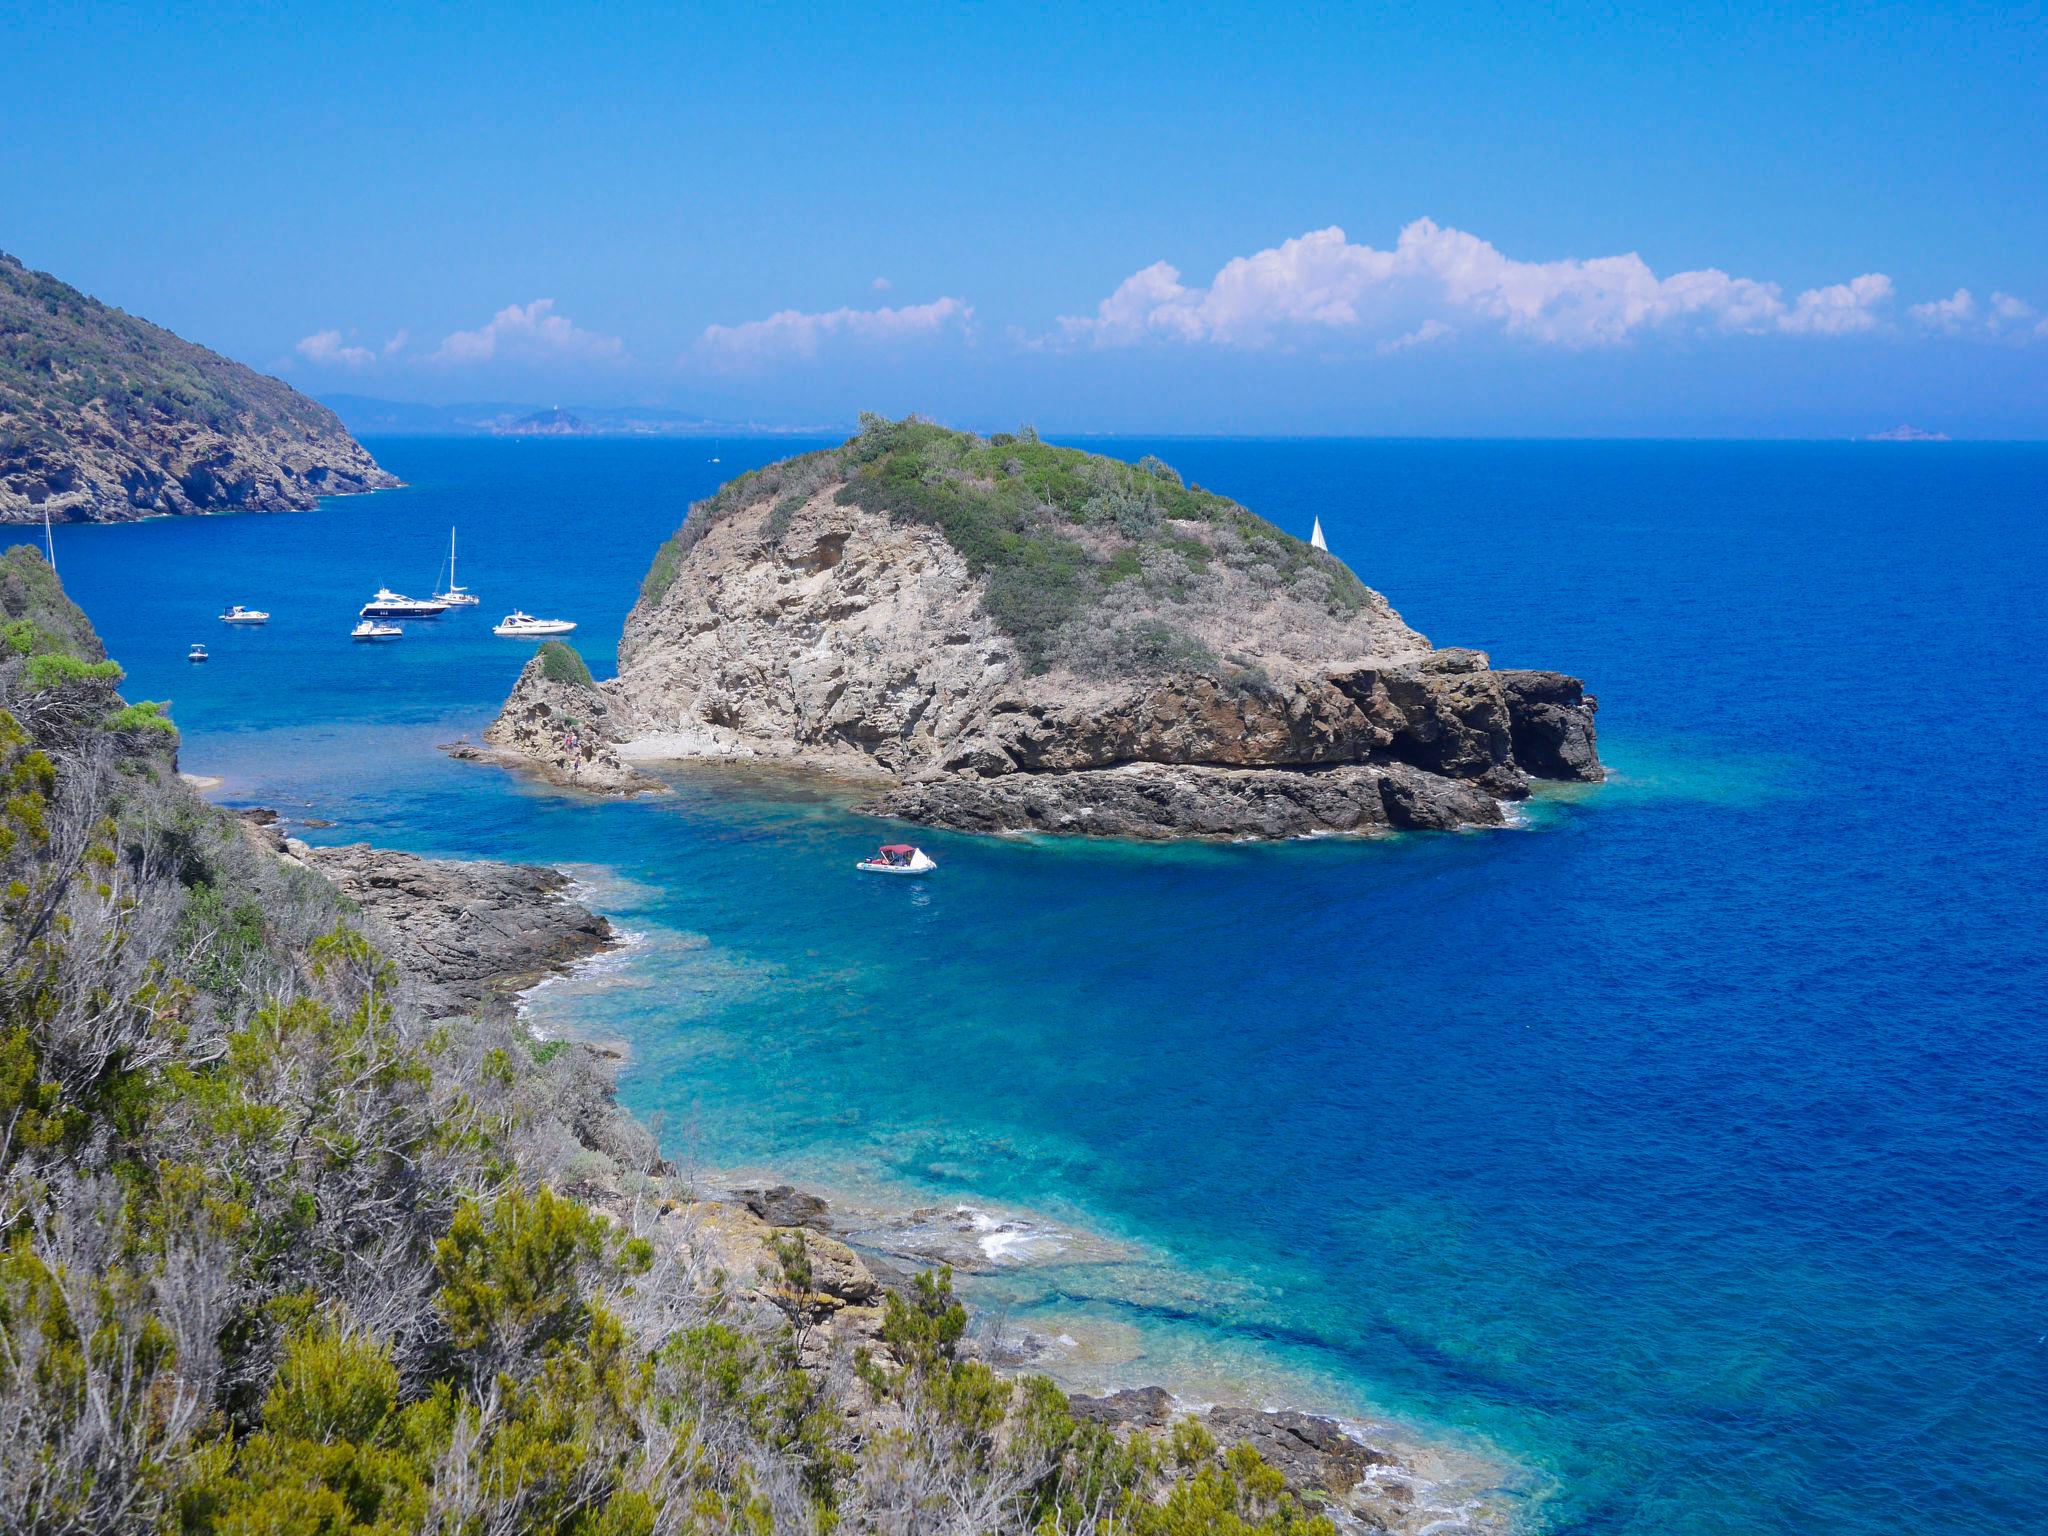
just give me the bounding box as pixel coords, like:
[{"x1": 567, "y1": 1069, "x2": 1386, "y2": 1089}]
[
  {"x1": 295, "y1": 329, "x2": 376, "y2": 368},
  {"x1": 430, "y1": 299, "x2": 623, "y2": 365},
  {"x1": 1989, "y1": 291, "x2": 2035, "y2": 326},
  {"x1": 382, "y1": 328, "x2": 409, "y2": 357},
  {"x1": 695, "y1": 296, "x2": 973, "y2": 368},
  {"x1": 871, "y1": 276, "x2": 892, "y2": 293},
  {"x1": 1910, "y1": 288, "x2": 1977, "y2": 332},
  {"x1": 1056, "y1": 220, "x2": 1901, "y2": 350},
  {"x1": 1906, "y1": 287, "x2": 2047, "y2": 341},
  {"x1": 1779, "y1": 273, "x2": 1894, "y2": 335},
  {"x1": 1379, "y1": 319, "x2": 1454, "y2": 355},
  {"x1": 1988, "y1": 292, "x2": 2048, "y2": 338}
]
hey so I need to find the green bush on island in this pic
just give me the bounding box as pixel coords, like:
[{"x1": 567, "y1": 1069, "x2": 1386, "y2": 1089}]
[
  {"x1": 537, "y1": 637, "x2": 596, "y2": 689},
  {"x1": 636, "y1": 413, "x2": 1368, "y2": 674},
  {"x1": 0, "y1": 555, "x2": 1339, "y2": 1535}
]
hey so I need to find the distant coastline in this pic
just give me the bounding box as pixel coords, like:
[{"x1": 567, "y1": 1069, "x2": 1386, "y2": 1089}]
[{"x1": 322, "y1": 391, "x2": 836, "y2": 438}]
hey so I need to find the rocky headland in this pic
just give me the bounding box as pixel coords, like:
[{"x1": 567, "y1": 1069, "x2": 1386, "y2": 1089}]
[
  {"x1": 0, "y1": 250, "x2": 397, "y2": 521},
  {"x1": 479, "y1": 415, "x2": 1601, "y2": 839},
  {"x1": 238, "y1": 817, "x2": 620, "y2": 1020}
]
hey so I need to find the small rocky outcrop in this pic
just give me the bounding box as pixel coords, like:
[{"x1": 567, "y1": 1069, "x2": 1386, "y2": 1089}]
[
  {"x1": 295, "y1": 839, "x2": 615, "y2": 1020},
  {"x1": 0, "y1": 250, "x2": 398, "y2": 523},
  {"x1": 472, "y1": 647, "x2": 662, "y2": 795},
  {"x1": 479, "y1": 419, "x2": 1602, "y2": 839}
]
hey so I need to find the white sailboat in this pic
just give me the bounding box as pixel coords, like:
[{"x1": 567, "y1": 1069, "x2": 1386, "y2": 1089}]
[
  {"x1": 1310, "y1": 517, "x2": 1328, "y2": 552},
  {"x1": 434, "y1": 527, "x2": 480, "y2": 606}
]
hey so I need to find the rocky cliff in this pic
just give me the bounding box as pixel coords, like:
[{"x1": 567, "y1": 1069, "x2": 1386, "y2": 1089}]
[
  {"x1": 0, "y1": 250, "x2": 398, "y2": 521},
  {"x1": 486, "y1": 416, "x2": 1602, "y2": 838}
]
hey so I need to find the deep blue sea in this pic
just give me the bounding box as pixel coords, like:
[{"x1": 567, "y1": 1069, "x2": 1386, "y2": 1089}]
[{"x1": 46, "y1": 436, "x2": 2048, "y2": 1536}]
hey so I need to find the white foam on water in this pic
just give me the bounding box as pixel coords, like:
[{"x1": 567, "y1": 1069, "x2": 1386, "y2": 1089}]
[{"x1": 959, "y1": 1204, "x2": 1070, "y2": 1264}]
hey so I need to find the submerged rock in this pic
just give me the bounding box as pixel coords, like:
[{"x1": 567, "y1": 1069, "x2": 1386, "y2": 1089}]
[{"x1": 477, "y1": 419, "x2": 1601, "y2": 839}]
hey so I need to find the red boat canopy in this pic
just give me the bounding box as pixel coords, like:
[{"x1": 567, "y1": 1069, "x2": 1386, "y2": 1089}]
[{"x1": 878, "y1": 844, "x2": 916, "y2": 854}]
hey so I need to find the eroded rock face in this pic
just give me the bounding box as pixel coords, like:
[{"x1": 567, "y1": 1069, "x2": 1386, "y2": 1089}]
[
  {"x1": 877, "y1": 761, "x2": 1506, "y2": 841},
  {"x1": 490, "y1": 484, "x2": 1602, "y2": 839},
  {"x1": 610, "y1": 495, "x2": 1015, "y2": 774}
]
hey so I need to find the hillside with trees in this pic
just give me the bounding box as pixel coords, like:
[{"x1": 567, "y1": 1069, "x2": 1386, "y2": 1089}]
[{"x1": 0, "y1": 254, "x2": 395, "y2": 523}]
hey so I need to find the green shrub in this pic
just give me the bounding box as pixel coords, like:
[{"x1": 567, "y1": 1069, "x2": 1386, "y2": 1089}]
[
  {"x1": 536, "y1": 639, "x2": 595, "y2": 689},
  {"x1": 24, "y1": 651, "x2": 122, "y2": 689},
  {"x1": 638, "y1": 530, "x2": 687, "y2": 606},
  {"x1": 105, "y1": 698, "x2": 177, "y2": 736}
]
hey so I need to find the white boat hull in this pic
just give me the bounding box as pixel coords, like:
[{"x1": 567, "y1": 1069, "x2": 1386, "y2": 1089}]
[
  {"x1": 219, "y1": 614, "x2": 268, "y2": 625},
  {"x1": 494, "y1": 621, "x2": 577, "y2": 637},
  {"x1": 857, "y1": 850, "x2": 937, "y2": 875}
]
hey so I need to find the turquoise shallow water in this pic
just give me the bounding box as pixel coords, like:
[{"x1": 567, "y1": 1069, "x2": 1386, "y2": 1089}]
[{"x1": 47, "y1": 437, "x2": 2048, "y2": 1535}]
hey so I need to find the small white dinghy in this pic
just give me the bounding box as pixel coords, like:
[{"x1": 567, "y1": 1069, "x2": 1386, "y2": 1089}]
[
  {"x1": 218, "y1": 604, "x2": 269, "y2": 624},
  {"x1": 857, "y1": 843, "x2": 936, "y2": 876},
  {"x1": 187, "y1": 643, "x2": 209, "y2": 663},
  {"x1": 352, "y1": 619, "x2": 403, "y2": 642}
]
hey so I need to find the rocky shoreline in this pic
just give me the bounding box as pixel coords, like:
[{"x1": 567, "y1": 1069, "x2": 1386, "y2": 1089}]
[{"x1": 246, "y1": 822, "x2": 1502, "y2": 1532}]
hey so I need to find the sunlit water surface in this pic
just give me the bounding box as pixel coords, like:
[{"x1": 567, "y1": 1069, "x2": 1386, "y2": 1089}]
[{"x1": 49, "y1": 437, "x2": 2048, "y2": 1536}]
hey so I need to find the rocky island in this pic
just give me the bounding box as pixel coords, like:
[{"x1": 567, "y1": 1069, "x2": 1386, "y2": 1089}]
[
  {"x1": 0, "y1": 250, "x2": 397, "y2": 521},
  {"x1": 483, "y1": 414, "x2": 1602, "y2": 838}
]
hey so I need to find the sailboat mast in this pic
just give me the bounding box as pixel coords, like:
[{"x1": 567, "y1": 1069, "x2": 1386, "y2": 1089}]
[{"x1": 43, "y1": 504, "x2": 54, "y2": 571}]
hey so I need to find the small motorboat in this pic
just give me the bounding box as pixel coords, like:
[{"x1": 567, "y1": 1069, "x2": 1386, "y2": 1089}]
[
  {"x1": 360, "y1": 587, "x2": 448, "y2": 619},
  {"x1": 493, "y1": 611, "x2": 577, "y2": 637},
  {"x1": 218, "y1": 604, "x2": 269, "y2": 624},
  {"x1": 351, "y1": 619, "x2": 403, "y2": 641},
  {"x1": 857, "y1": 843, "x2": 936, "y2": 875},
  {"x1": 187, "y1": 643, "x2": 209, "y2": 662}
]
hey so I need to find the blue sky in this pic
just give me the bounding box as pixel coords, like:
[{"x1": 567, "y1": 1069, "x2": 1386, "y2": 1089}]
[{"x1": 4, "y1": 0, "x2": 2044, "y2": 435}]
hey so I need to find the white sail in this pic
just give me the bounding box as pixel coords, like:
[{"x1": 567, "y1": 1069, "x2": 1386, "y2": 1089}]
[{"x1": 1310, "y1": 517, "x2": 1327, "y2": 552}]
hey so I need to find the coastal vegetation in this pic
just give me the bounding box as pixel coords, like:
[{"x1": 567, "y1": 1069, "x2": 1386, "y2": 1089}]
[
  {"x1": 0, "y1": 539, "x2": 1336, "y2": 1533},
  {"x1": 641, "y1": 414, "x2": 1369, "y2": 673}
]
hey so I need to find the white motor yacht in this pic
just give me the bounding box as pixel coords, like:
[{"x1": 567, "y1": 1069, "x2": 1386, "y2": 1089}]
[
  {"x1": 360, "y1": 587, "x2": 449, "y2": 619},
  {"x1": 493, "y1": 611, "x2": 577, "y2": 637},
  {"x1": 352, "y1": 619, "x2": 403, "y2": 641},
  {"x1": 218, "y1": 604, "x2": 269, "y2": 624}
]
